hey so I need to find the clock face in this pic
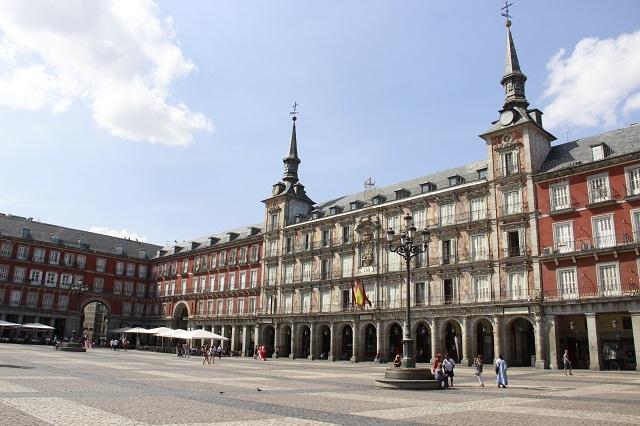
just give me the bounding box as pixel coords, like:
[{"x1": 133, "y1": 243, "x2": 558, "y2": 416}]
[{"x1": 500, "y1": 110, "x2": 514, "y2": 126}]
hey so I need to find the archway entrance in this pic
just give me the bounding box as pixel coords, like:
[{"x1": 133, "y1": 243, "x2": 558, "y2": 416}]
[
  {"x1": 173, "y1": 303, "x2": 188, "y2": 330},
  {"x1": 389, "y1": 323, "x2": 403, "y2": 359},
  {"x1": 262, "y1": 325, "x2": 275, "y2": 357},
  {"x1": 81, "y1": 301, "x2": 109, "y2": 342},
  {"x1": 475, "y1": 319, "x2": 494, "y2": 362},
  {"x1": 341, "y1": 325, "x2": 353, "y2": 360},
  {"x1": 508, "y1": 318, "x2": 535, "y2": 366},
  {"x1": 280, "y1": 324, "x2": 292, "y2": 357},
  {"x1": 415, "y1": 323, "x2": 431, "y2": 363},
  {"x1": 363, "y1": 324, "x2": 377, "y2": 361},
  {"x1": 319, "y1": 325, "x2": 331, "y2": 359},
  {"x1": 301, "y1": 325, "x2": 311, "y2": 358},
  {"x1": 443, "y1": 321, "x2": 462, "y2": 362}
]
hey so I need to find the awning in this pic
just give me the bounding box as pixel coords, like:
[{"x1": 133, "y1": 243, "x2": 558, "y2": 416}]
[
  {"x1": 0, "y1": 320, "x2": 20, "y2": 327},
  {"x1": 20, "y1": 322, "x2": 55, "y2": 330}
]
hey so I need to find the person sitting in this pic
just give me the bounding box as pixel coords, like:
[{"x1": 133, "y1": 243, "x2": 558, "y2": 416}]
[
  {"x1": 393, "y1": 354, "x2": 402, "y2": 368},
  {"x1": 434, "y1": 362, "x2": 448, "y2": 389},
  {"x1": 374, "y1": 351, "x2": 383, "y2": 364}
]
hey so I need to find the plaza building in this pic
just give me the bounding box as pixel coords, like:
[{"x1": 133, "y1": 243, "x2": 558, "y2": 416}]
[
  {"x1": 149, "y1": 226, "x2": 263, "y2": 356},
  {"x1": 0, "y1": 213, "x2": 160, "y2": 339},
  {"x1": 536, "y1": 125, "x2": 640, "y2": 370}
]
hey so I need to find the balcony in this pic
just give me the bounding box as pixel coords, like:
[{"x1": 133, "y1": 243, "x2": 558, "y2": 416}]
[
  {"x1": 501, "y1": 202, "x2": 525, "y2": 217},
  {"x1": 549, "y1": 197, "x2": 579, "y2": 215},
  {"x1": 586, "y1": 188, "x2": 622, "y2": 208},
  {"x1": 497, "y1": 163, "x2": 521, "y2": 178},
  {"x1": 541, "y1": 233, "x2": 636, "y2": 259},
  {"x1": 542, "y1": 284, "x2": 639, "y2": 301},
  {"x1": 502, "y1": 246, "x2": 528, "y2": 258}
]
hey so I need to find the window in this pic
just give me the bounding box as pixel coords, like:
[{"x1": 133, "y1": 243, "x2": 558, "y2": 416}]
[
  {"x1": 557, "y1": 268, "x2": 578, "y2": 299},
  {"x1": 26, "y1": 292, "x2": 38, "y2": 307},
  {"x1": 238, "y1": 299, "x2": 245, "y2": 315},
  {"x1": 470, "y1": 198, "x2": 487, "y2": 221},
  {"x1": 320, "y1": 289, "x2": 331, "y2": 312},
  {"x1": 239, "y1": 247, "x2": 247, "y2": 263},
  {"x1": 501, "y1": 151, "x2": 518, "y2": 176},
  {"x1": 504, "y1": 190, "x2": 522, "y2": 215},
  {"x1": 626, "y1": 166, "x2": 640, "y2": 196},
  {"x1": 138, "y1": 265, "x2": 147, "y2": 278},
  {"x1": 124, "y1": 281, "x2": 134, "y2": 296},
  {"x1": 415, "y1": 282, "x2": 425, "y2": 306},
  {"x1": 388, "y1": 215, "x2": 400, "y2": 232},
  {"x1": 219, "y1": 274, "x2": 226, "y2": 291},
  {"x1": 49, "y1": 250, "x2": 60, "y2": 265},
  {"x1": 240, "y1": 271, "x2": 246, "y2": 288},
  {"x1": 249, "y1": 297, "x2": 256, "y2": 313},
  {"x1": 506, "y1": 229, "x2": 524, "y2": 257},
  {"x1": 341, "y1": 254, "x2": 353, "y2": 278},
  {"x1": 122, "y1": 302, "x2": 131, "y2": 316},
  {"x1": 13, "y1": 267, "x2": 26, "y2": 283},
  {"x1": 591, "y1": 144, "x2": 605, "y2": 161},
  {"x1": 42, "y1": 294, "x2": 54, "y2": 309},
  {"x1": 269, "y1": 213, "x2": 278, "y2": 231},
  {"x1": 181, "y1": 279, "x2": 187, "y2": 294},
  {"x1": 304, "y1": 233, "x2": 312, "y2": 251},
  {"x1": 94, "y1": 277, "x2": 104, "y2": 293},
  {"x1": 229, "y1": 272, "x2": 236, "y2": 289},
  {"x1": 592, "y1": 215, "x2": 615, "y2": 248},
  {"x1": 598, "y1": 263, "x2": 621, "y2": 296},
  {"x1": 228, "y1": 250, "x2": 237, "y2": 265},
  {"x1": 588, "y1": 174, "x2": 610, "y2": 203},
  {"x1": 508, "y1": 271, "x2": 526, "y2": 300},
  {"x1": 470, "y1": 234, "x2": 488, "y2": 261},
  {"x1": 115, "y1": 262, "x2": 124, "y2": 275},
  {"x1": 210, "y1": 253, "x2": 218, "y2": 268},
  {"x1": 134, "y1": 303, "x2": 144, "y2": 317},
  {"x1": 209, "y1": 275, "x2": 216, "y2": 291},
  {"x1": 321, "y1": 258, "x2": 332, "y2": 280},
  {"x1": 284, "y1": 294, "x2": 292, "y2": 313},
  {"x1": 0, "y1": 265, "x2": 7, "y2": 281},
  {"x1": 9, "y1": 290, "x2": 22, "y2": 306},
  {"x1": 17, "y1": 246, "x2": 29, "y2": 260},
  {"x1": 632, "y1": 210, "x2": 640, "y2": 242},
  {"x1": 439, "y1": 203, "x2": 455, "y2": 226},
  {"x1": 412, "y1": 210, "x2": 426, "y2": 229},
  {"x1": 302, "y1": 261, "x2": 312, "y2": 282},
  {"x1": 477, "y1": 168, "x2": 488, "y2": 180},
  {"x1": 200, "y1": 276, "x2": 206, "y2": 292},
  {"x1": 250, "y1": 246, "x2": 259, "y2": 262},
  {"x1": 302, "y1": 293, "x2": 311, "y2": 313},
  {"x1": 387, "y1": 283, "x2": 401, "y2": 308},
  {"x1": 96, "y1": 258, "x2": 107, "y2": 272},
  {"x1": 113, "y1": 281, "x2": 123, "y2": 295},
  {"x1": 127, "y1": 263, "x2": 136, "y2": 277},
  {"x1": 60, "y1": 273, "x2": 73, "y2": 288},
  {"x1": 217, "y1": 300, "x2": 223, "y2": 315},
  {"x1": 227, "y1": 299, "x2": 234, "y2": 315},
  {"x1": 322, "y1": 229, "x2": 331, "y2": 247},
  {"x1": 136, "y1": 283, "x2": 145, "y2": 297},
  {"x1": 342, "y1": 225, "x2": 352, "y2": 243},
  {"x1": 0, "y1": 243, "x2": 12, "y2": 258},
  {"x1": 268, "y1": 241, "x2": 278, "y2": 257},
  {"x1": 474, "y1": 276, "x2": 490, "y2": 302},
  {"x1": 63, "y1": 253, "x2": 75, "y2": 267},
  {"x1": 33, "y1": 248, "x2": 45, "y2": 263},
  {"x1": 550, "y1": 182, "x2": 570, "y2": 211},
  {"x1": 284, "y1": 264, "x2": 294, "y2": 284},
  {"x1": 207, "y1": 300, "x2": 213, "y2": 315},
  {"x1": 57, "y1": 294, "x2": 69, "y2": 310},
  {"x1": 266, "y1": 266, "x2": 277, "y2": 286},
  {"x1": 250, "y1": 270, "x2": 258, "y2": 288},
  {"x1": 388, "y1": 249, "x2": 401, "y2": 271},
  {"x1": 219, "y1": 252, "x2": 226, "y2": 266},
  {"x1": 30, "y1": 269, "x2": 42, "y2": 285},
  {"x1": 45, "y1": 272, "x2": 58, "y2": 287},
  {"x1": 182, "y1": 259, "x2": 189, "y2": 274},
  {"x1": 76, "y1": 254, "x2": 86, "y2": 269},
  {"x1": 553, "y1": 222, "x2": 574, "y2": 253},
  {"x1": 441, "y1": 239, "x2": 456, "y2": 264}
]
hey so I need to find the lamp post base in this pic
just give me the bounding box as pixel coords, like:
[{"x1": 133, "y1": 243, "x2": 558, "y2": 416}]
[
  {"x1": 59, "y1": 342, "x2": 87, "y2": 352},
  {"x1": 375, "y1": 367, "x2": 440, "y2": 390}
]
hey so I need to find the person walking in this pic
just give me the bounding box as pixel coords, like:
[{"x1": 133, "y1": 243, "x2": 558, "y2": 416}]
[
  {"x1": 217, "y1": 344, "x2": 223, "y2": 359},
  {"x1": 443, "y1": 353, "x2": 456, "y2": 388},
  {"x1": 495, "y1": 354, "x2": 508, "y2": 388},
  {"x1": 474, "y1": 355, "x2": 485, "y2": 387},
  {"x1": 563, "y1": 349, "x2": 573, "y2": 375},
  {"x1": 209, "y1": 345, "x2": 216, "y2": 364},
  {"x1": 202, "y1": 345, "x2": 211, "y2": 365}
]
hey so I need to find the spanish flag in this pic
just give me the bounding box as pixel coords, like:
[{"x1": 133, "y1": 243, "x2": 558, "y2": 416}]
[{"x1": 352, "y1": 279, "x2": 372, "y2": 308}]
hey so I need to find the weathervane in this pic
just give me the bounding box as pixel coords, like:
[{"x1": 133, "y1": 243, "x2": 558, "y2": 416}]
[
  {"x1": 290, "y1": 101, "x2": 299, "y2": 121},
  {"x1": 501, "y1": 1, "x2": 513, "y2": 20}
]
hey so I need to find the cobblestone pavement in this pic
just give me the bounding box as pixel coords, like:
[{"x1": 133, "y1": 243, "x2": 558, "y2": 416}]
[{"x1": 1, "y1": 345, "x2": 639, "y2": 425}]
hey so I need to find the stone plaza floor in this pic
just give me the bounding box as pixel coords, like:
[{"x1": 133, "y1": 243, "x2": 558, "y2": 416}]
[{"x1": 0, "y1": 344, "x2": 639, "y2": 425}]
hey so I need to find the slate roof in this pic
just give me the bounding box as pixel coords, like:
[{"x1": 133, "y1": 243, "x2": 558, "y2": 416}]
[
  {"x1": 155, "y1": 224, "x2": 263, "y2": 259},
  {"x1": 539, "y1": 124, "x2": 640, "y2": 174},
  {"x1": 311, "y1": 160, "x2": 489, "y2": 216},
  {"x1": 0, "y1": 213, "x2": 161, "y2": 259}
]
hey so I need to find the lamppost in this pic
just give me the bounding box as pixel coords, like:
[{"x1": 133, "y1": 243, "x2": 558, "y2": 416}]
[
  {"x1": 59, "y1": 280, "x2": 89, "y2": 352},
  {"x1": 386, "y1": 213, "x2": 430, "y2": 369}
]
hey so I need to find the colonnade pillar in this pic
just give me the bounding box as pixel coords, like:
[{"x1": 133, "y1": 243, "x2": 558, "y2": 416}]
[
  {"x1": 546, "y1": 314, "x2": 559, "y2": 369},
  {"x1": 241, "y1": 325, "x2": 249, "y2": 357},
  {"x1": 328, "y1": 322, "x2": 337, "y2": 361},
  {"x1": 430, "y1": 318, "x2": 439, "y2": 362},
  {"x1": 585, "y1": 313, "x2": 601, "y2": 370},
  {"x1": 631, "y1": 312, "x2": 640, "y2": 372},
  {"x1": 461, "y1": 317, "x2": 472, "y2": 366},
  {"x1": 308, "y1": 323, "x2": 315, "y2": 360},
  {"x1": 493, "y1": 315, "x2": 502, "y2": 360},
  {"x1": 534, "y1": 314, "x2": 546, "y2": 369},
  {"x1": 350, "y1": 320, "x2": 359, "y2": 362}
]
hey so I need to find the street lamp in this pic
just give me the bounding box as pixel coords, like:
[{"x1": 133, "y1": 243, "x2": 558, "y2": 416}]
[
  {"x1": 386, "y1": 213, "x2": 430, "y2": 368},
  {"x1": 59, "y1": 280, "x2": 89, "y2": 352}
]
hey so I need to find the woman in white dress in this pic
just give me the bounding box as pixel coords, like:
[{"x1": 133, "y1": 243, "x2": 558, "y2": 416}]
[{"x1": 495, "y1": 354, "x2": 508, "y2": 388}]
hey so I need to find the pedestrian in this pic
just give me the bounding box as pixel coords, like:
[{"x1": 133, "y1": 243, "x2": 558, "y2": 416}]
[
  {"x1": 474, "y1": 354, "x2": 485, "y2": 387},
  {"x1": 202, "y1": 345, "x2": 210, "y2": 365},
  {"x1": 434, "y1": 362, "x2": 448, "y2": 389},
  {"x1": 115, "y1": 339, "x2": 120, "y2": 351},
  {"x1": 209, "y1": 345, "x2": 216, "y2": 364},
  {"x1": 443, "y1": 353, "x2": 455, "y2": 387},
  {"x1": 393, "y1": 354, "x2": 401, "y2": 368},
  {"x1": 495, "y1": 354, "x2": 508, "y2": 388},
  {"x1": 217, "y1": 344, "x2": 222, "y2": 359},
  {"x1": 123, "y1": 338, "x2": 128, "y2": 352},
  {"x1": 184, "y1": 342, "x2": 190, "y2": 358},
  {"x1": 563, "y1": 349, "x2": 573, "y2": 375},
  {"x1": 431, "y1": 353, "x2": 443, "y2": 374}
]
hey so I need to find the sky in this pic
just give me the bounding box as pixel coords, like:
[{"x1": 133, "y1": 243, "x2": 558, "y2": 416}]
[{"x1": 0, "y1": 0, "x2": 639, "y2": 245}]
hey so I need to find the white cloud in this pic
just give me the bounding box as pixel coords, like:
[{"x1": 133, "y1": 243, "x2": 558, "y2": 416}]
[
  {"x1": 89, "y1": 226, "x2": 147, "y2": 242},
  {"x1": 0, "y1": 0, "x2": 212, "y2": 146},
  {"x1": 542, "y1": 30, "x2": 640, "y2": 130}
]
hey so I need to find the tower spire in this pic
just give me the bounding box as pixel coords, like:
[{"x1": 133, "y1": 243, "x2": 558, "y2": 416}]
[
  {"x1": 500, "y1": 4, "x2": 528, "y2": 110},
  {"x1": 283, "y1": 103, "x2": 301, "y2": 183}
]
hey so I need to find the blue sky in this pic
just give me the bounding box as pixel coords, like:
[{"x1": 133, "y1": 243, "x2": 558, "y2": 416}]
[{"x1": 0, "y1": 0, "x2": 639, "y2": 245}]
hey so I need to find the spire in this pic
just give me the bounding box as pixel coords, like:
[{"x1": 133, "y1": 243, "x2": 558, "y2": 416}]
[
  {"x1": 282, "y1": 108, "x2": 301, "y2": 184},
  {"x1": 500, "y1": 19, "x2": 528, "y2": 109}
]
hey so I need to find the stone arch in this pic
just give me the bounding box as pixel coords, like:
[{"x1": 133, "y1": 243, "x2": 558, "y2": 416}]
[
  {"x1": 79, "y1": 298, "x2": 112, "y2": 341},
  {"x1": 339, "y1": 323, "x2": 353, "y2": 360},
  {"x1": 439, "y1": 318, "x2": 463, "y2": 362},
  {"x1": 358, "y1": 322, "x2": 377, "y2": 361},
  {"x1": 505, "y1": 316, "x2": 535, "y2": 366},
  {"x1": 278, "y1": 323, "x2": 293, "y2": 357},
  {"x1": 298, "y1": 323, "x2": 312, "y2": 358},
  {"x1": 261, "y1": 325, "x2": 275, "y2": 356},
  {"x1": 386, "y1": 321, "x2": 403, "y2": 359},
  {"x1": 316, "y1": 323, "x2": 331, "y2": 360},
  {"x1": 471, "y1": 317, "x2": 495, "y2": 363},
  {"x1": 412, "y1": 320, "x2": 431, "y2": 363},
  {"x1": 172, "y1": 302, "x2": 189, "y2": 330},
  {"x1": 79, "y1": 298, "x2": 112, "y2": 316}
]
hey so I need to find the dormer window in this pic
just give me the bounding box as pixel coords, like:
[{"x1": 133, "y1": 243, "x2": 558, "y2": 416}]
[
  {"x1": 591, "y1": 143, "x2": 609, "y2": 161},
  {"x1": 420, "y1": 182, "x2": 436, "y2": 193},
  {"x1": 138, "y1": 248, "x2": 146, "y2": 259},
  {"x1": 448, "y1": 175, "x2": 464, "y2": 187},
  {"x1": 329, "y1": 206, "x2": 343, "y2": 215},
  {"x1": 372, "y1": 194, "x2": 387, "y2": 205},
  {"x1": 115, "y1": 245, "x2": 123, "y2": 255},
  {"x1": 311, "y1": 211, "x2": 323, "y2": 220},
  {"x1": 349, "y1": 201, "x2": 363, "y2": 211},
  {"x1": 226, "y1": 232, "x2": 238, "y2": 242},
  {"x1": 50, "y1": 233, "x2": 60, "y2": 243},
  {"x1": 395, "y1": 188, "x2": 410, "y2": 200},
  {"x1": 477, "y1": 168, "x2": 488, "y2": 180}
]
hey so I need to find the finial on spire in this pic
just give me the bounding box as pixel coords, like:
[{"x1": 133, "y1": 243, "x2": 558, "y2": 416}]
[
  {"x1": 290, "y1": 101, "x2": 299, "y2": 121},
  {"x1": 283, "y1": 102, "x2": 301, "y2": 183},
  {"x1": 501, "y1": 1, "x2": 513, "y2": 25}
]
